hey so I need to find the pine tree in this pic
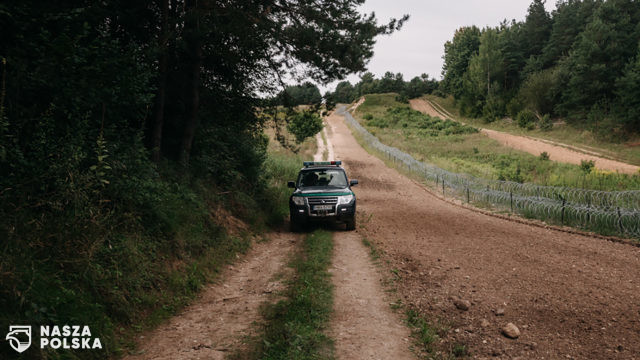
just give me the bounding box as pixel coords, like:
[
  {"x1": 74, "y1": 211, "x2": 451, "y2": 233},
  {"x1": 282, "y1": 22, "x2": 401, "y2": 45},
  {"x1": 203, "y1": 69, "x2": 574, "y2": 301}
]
[{"x1": 441, "y1": 26, "x2": 481, "y2": 99}]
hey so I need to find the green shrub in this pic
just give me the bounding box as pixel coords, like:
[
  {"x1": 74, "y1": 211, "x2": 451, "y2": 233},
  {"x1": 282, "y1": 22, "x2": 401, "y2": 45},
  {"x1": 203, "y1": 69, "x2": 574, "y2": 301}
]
[
  {"x1": 367, "y1": 117, "x2": 390, "y2": 128},
  {"x1": 580, "y1": 159, "x2": 595, "y2": 174},
  {"x1": 395, "y1": 93, "x2": 409, "y2": 103},
  {"x1": 506, "y1": 96, "x2": 525, "y2": 118},
  {"x1": 517, "y1": 109, "x2": 537, "y2": 129},
  {"x1": 370, "y1": 106, "x2": 477, "y2": 136},
  {"x1": 539, "y1": 151, "x2": 550, "y2": 160},
  {"x1": 482, "y1": 96, "x2": 505, "y2": 123},
  {"x1": 287, "y1": 110, "x2": 323, "y2": 143},
  {"x1": 363, "y1": 113, "x2": 374, "y2": 120},
  {"x1": 540, "y1": 114, "x2": 553, "y2": 131}
]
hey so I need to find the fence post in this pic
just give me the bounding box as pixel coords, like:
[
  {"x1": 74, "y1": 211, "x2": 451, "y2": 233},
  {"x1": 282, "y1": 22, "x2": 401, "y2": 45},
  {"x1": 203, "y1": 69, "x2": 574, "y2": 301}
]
[
  {"x1": 466, "y1": 186, "x2": 470, "y2": 203},
  {"x1": 617, "y1": 207, "x2": 622, "y2": 233},
  {"x1": 587, "y1": 194, "x2": 591, "y2": 224},
  {"x1": 510, "y1": 191, "x2": 513, "y2": 212},
  {"x1": 442, "y1": 179, "x2": 445, "y2": 196},
  {"x1": 486, "y1": 185, "x2": 489, "y2": 203},
  {"x1": 561, "y1": 197, "x2": 566, "y2": 226}
]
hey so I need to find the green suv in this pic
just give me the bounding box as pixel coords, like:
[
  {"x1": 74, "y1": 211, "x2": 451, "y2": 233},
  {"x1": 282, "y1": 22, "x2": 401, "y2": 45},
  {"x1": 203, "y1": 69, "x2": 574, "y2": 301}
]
[{"x1": 288, "y1": 161, "x2": 358, "y2": 231}]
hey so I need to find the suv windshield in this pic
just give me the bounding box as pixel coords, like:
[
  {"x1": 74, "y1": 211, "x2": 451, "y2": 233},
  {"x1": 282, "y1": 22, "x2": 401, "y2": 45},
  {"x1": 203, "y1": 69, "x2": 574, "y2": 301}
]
[{"x1": 297, "y1": 169, "x2": 348, "y2": 188}]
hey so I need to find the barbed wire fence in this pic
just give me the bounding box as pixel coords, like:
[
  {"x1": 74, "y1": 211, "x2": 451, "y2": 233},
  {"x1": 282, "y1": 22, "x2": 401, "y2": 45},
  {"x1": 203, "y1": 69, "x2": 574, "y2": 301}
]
[{"x1": 337, "y1": 107, "x2": 640, "y2": 239}]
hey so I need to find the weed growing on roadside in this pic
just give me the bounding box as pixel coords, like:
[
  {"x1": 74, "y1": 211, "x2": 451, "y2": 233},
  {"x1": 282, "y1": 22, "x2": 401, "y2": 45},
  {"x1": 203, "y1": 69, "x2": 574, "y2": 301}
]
[
  {"x1": 362, "y1": 238, "x2": 380, "y2": 260},
  {"x1": 256, "y1": 230, "x2": 335, "y2": 359}
]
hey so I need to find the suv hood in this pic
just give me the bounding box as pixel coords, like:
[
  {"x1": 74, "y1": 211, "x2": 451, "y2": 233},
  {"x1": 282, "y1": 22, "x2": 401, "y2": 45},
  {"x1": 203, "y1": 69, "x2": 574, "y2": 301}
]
[{"x1": 293, "y1": 188, "x2": 352, "y2": 196}]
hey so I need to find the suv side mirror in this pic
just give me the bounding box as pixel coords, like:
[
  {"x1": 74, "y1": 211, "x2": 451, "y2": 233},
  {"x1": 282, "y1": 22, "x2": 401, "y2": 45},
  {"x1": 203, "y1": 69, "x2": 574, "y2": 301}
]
[
  {"x1": 287, "y1": 181, "x2": 296, "y2": 188},
  {"x1": 349, "y1": 179, "x2": 358, "y2": 186}
]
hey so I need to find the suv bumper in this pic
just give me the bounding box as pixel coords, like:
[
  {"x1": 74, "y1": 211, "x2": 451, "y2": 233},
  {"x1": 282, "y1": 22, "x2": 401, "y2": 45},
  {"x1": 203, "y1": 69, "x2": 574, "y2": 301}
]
[{"x1": 290, "y1": 202, "x2": 356, "y2": 223}]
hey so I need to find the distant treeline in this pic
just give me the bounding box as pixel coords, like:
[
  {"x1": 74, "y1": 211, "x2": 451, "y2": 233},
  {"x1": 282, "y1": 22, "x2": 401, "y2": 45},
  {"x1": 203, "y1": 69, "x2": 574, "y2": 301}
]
[
  {"x1": 273, "y1": 82, "x2": 323, "y2": 107},
  {"x1": 440, "y1": 0, "x2": 640, "y2": 137},
  {"x1": 323, "y1": 71, "x2": 440, "y2": 105}
]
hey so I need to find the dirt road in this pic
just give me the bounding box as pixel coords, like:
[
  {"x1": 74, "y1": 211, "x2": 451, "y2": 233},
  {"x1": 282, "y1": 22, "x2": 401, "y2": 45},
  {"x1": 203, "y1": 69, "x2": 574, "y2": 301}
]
[
  {"x1": 327, "y1": 107, "x2": 640, "y2": 358},
  {"x1": 125, "y1": 232, "x2": 296, "y2": 360},
  {"x1": 316, "y1": 121, "x2": 414, "y2": 360},
  {"x1": 329, "y1": 230, "x2": 414, "y2": 360},
  {"x1": 409, "y1": 99, "x2": 640, "y2": 174},
  {"x1": 314, "y1": 122, "x2": 334, "y2": 162}
]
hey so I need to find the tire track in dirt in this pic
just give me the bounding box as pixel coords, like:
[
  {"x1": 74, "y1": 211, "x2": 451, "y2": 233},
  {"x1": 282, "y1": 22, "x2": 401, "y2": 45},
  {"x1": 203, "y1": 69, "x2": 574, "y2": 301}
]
[
  {"x1": 314, "y1": 130, "x2": 327, "y2": 162},
  {"x1": 329, "y1": 231, "x2": 414, "y2": 360},
  {"x1": 409, "y1": 99, "x2": 640, "y2": 174},
  {"x1": 328, "y1": 105, "x2": 640, "y2": 359},
  {"x1": 125, "y1": 232, "x2": 297, "y2": 360},
  {"x1": 321, "y1": 112, "x2": 414, "y2": 360}
]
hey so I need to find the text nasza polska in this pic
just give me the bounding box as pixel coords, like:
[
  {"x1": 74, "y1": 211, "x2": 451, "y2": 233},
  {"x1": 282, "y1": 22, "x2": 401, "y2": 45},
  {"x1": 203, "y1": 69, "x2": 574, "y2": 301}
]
[{"x1": 40, "y1": 325, "x2": 102, "y2": 349}]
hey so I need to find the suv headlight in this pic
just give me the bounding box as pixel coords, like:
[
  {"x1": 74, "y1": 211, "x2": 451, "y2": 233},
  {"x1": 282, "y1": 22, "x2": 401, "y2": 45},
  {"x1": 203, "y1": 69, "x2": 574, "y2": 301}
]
[
  {"x1": 292, "y1": 196, "x2": 305, "y2": 206},
  {"x1": 337, "y1": 194, "x2": 354, "y2": 205}
]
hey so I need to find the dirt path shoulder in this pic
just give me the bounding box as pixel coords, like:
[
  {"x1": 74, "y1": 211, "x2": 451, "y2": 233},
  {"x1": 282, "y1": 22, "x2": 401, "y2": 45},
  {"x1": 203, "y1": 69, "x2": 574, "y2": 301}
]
[
  {"x1": 327, "y1": 106, "x2": 640, "y2": 359},
  {"x1": 125, "y1": 232, "x2": 297, "y2": 360},
  {"x1": 409, "y1": 99, "x2": 640, "y2": 174}
]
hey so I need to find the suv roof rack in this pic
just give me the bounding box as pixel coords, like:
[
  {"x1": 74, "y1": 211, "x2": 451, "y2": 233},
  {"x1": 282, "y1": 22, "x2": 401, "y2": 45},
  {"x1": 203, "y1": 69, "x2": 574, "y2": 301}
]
[{"x1": 303, "y1": 161, "x2": 342, "y2": 167}]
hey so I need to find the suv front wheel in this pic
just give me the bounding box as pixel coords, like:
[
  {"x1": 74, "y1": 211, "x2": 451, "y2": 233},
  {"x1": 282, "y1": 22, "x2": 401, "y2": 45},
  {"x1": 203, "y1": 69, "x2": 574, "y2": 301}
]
[
  {"x1": 290, "y1": 216, "x2": 305, "y2": 232},
  {"x1": 345, "y1": 216, "x2": 356, "y2": 231}
]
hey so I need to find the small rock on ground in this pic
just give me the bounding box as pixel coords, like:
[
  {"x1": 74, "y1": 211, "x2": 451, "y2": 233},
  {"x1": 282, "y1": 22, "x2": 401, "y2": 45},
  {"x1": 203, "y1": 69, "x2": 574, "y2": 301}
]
[
  {"x1": 502, "y1": 323, "x2": 521, "y2": 339},
  {"x1": 453, "y1": 299, "x2": 471, "y2": 311}
]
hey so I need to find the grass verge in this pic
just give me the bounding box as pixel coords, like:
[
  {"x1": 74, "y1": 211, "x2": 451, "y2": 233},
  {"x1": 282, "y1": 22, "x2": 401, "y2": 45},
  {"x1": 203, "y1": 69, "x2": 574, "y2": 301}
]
[
  {"x1": 425, "y1": 94, "x2": 640, "y2": 167},
  {"x1": 253, "y1": 230, "x2": 335, "y2": 359},
  {"x1": 355, "y1": 94, "x2": 640, "y2": 191}
]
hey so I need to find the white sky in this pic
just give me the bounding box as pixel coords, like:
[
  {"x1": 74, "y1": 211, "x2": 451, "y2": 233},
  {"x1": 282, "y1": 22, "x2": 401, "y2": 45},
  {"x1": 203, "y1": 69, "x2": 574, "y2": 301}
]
[{"x1": 319, "y1": 0, "x2": 556, "y2": 93}]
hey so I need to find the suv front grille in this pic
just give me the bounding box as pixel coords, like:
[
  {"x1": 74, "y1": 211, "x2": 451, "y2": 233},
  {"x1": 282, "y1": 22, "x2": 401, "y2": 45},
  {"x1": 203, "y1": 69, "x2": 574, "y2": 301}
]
[
  {"x1": 308, "y1": 196, "x2": 338, "y2": 216},
  {"x1": 308, "y1": 197, "x2": 338, "y2": 205}
]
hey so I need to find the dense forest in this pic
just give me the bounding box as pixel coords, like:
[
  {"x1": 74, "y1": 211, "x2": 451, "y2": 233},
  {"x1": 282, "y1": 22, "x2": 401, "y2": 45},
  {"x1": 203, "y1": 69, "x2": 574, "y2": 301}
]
[
  {"x1": 441, "y1": 0, "x2": 640, "y2": 137},
  {"x1": 325, "y1": 0, "x2": 640, "y2": 139},
  {"x1": 0, "y1": 1, "x2": 405, "y2": 357}
]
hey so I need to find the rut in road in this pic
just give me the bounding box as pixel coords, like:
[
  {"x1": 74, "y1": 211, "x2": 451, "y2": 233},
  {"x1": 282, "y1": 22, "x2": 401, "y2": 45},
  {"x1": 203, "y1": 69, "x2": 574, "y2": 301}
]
[
  {"x1": 326, "y1": 106, "x2": 640, "y2": 359},
  {"x1": 315, "y1": 120, "x2": 414, "y2": 360},
  {"x1": 125, "y1": 232, "x2": 296, "y2": 360},
  {"x1": 409, "y1": 98, "x2": 640, "y2": 174}
]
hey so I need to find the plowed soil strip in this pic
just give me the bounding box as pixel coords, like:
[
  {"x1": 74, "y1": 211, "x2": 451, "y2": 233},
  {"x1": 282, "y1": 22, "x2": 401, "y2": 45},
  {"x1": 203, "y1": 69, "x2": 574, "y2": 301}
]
[
  {"x1": 409, "y1": 99, "x2": 640, "y2": 174},
  {"x1": 327, "y1": 107, "x2": 640, "y2": 359},
  {"x1": 125, "y1": 232, "x2": 297, "y2": 360}
]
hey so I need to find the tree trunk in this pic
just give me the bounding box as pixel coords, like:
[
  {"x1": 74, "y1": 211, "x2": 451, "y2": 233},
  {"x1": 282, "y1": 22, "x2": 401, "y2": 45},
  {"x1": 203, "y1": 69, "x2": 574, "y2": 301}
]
[
  {"x1": 179, "y1": 0, "x2": 202, "y2": 165},
  {"x1": 151, "y1": 0, "x2": 169, "y2": 163},
  {"x1": 487, "y1": 64, "x2": 490, "y2": 97}
]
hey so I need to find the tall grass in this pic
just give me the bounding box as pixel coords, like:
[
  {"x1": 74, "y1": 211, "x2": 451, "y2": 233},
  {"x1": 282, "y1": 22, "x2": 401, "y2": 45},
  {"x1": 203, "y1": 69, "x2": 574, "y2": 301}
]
[{"x1": 261, "y1": 150, "x2": 304, "y2": 227}]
